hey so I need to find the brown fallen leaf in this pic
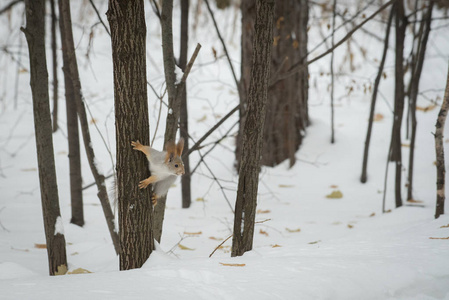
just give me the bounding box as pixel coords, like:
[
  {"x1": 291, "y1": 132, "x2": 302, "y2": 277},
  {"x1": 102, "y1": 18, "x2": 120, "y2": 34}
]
[
  {"x1": 369, "y1": 212, "x2": 376, "y2": 217},
  {"x1": 286, "y1": 228, "x2": 301, "y2": 233},
  {"x1": 279, "y1": 184, "x2": 295, "y2": 188},
  {"x1": 209, "y1": 236, "x2": 223, "y2": 241},
  {"x1": 347, "y1": 224, "x2": 354, "y2": 229},
  {"x1": 373, "y1": 113, "x2": 384, "y2": 122},
  {"x1": 68, "y1": 268, "x2": 92, "y2": 275},
  {"x1": 440, "y1": 224, "x2": 449, "y2": 228},
  {"x1": 178, "y1": 244, "x2": 195, "y2": 251},
  {"x1": 330, "y1": 185, "x2": 338, "y2": 188},
  {"x1": 55, "y1": 265, "x2": 68, "y2": 275},
  {"x1": 184, "y1": 231, "x2": 202, "y2": 236},
  {"x1": 407, "y1": 199, "x2": 423, "y2": 203},
  {"x1": 259, "y1": 229, "x2": 269, "y2": 236},
  {"x1": 34, "y1": 243, "x2": 46, "y2": 249},
  {"x1": 196, "y1": 115, "x2": 207, "y2": 122},
  {"x1": 257, "y1": 209, "x2": 271, "y2": 214},
  {"x1": 271, "y1": 244, "x2": 282, "y2": 248},
  {"x1": 326, "y1": 190, "x2": 343, "y2": 199},
  {"x1": 196, "y1": 197, "x2": 205, "y2": 202},
  {"x1": 308, "y1": 240, "x2": 321, "y2": 245},
  {"x1": 219, "y1": 263, "x2": 246, "y2": 267},
  {"x1": 416, "y1": 104, "x2": 437, "y2": 112},
  {"x1": 429, "y1": 237, "x2": 449, "y2": 240}
]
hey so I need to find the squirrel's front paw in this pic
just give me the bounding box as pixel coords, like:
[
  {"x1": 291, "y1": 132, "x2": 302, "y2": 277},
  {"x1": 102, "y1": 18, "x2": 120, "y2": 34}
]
[
  {"x1": 131, "y1": 140, "x2": 143, "y2": 151},
  {"x1": 138, "y1": 178, "x2": 151, "y2": 189}
]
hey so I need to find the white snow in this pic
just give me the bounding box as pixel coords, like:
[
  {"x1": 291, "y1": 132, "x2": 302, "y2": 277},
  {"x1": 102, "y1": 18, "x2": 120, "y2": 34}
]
[
  {"x1": 174, "y1": 64, "x2": 184, "y2": 84},
  {"x1": 54, "y1": 216, "x2": 64, "y2": 236},
  {"x1": 1, "y1": 1, "x2": 449, "y2": 300}
]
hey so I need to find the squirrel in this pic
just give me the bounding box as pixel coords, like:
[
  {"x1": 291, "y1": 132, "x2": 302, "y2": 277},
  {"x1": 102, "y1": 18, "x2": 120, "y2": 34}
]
[{"x1": 131, "y1": 138, "x2": 185, "y2": 205}]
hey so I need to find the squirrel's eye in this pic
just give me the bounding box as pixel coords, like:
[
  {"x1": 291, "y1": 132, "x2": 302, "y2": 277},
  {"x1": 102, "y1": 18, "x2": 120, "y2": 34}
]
[{"x1": 175, "y1": 164, "x2": 179, "y2": 168}]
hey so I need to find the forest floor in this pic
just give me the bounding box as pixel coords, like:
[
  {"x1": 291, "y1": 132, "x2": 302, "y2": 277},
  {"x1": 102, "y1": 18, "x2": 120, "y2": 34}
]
[{"x1": 1, "y1": 1, "x2": 449, "y2": 299}]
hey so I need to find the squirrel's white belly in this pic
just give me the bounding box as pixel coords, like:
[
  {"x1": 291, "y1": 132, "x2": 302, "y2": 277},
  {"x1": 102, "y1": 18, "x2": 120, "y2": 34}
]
[{"x1": 149, "y1": 163, "x2": 173, "y2": 181}]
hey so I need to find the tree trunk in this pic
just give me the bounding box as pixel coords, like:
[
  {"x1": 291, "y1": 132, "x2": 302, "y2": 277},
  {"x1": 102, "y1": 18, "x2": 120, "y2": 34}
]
[
  {"x1": 50, "y1": 0, "x2": 59, "y2": 133},
  {"x1": 238, "y1": 0, "x2": 308, "y2": 168},
  {"x1": 361, "y1": 7, "x2": 394, "y2": 183},
  {"x1": 22, "y1": 0, "x2": 67, "y2": 276},
  {"x1": 434, "y1": 62, "x2": 449, "y2": 219},
  {"x1": 58, "y1": 0, "x2": 84, "y2": 227},
  {"x1": 179, "y1": 0, "x2": 191, "y2": 209},
  {"x1": 232, "y1": 0, "x2": 274, "y2": 257},
  {"x1": 107, "y1": 0, "x2": 154, "y2": 270},
  {"x1": 391, "y1": 0, "x2": 406, "y2": 208},
  {"x1": 59, "y1": 0, "x2": 119, "y2": 253},
  {"x1": 407, "y1": 1, "x2": 433, "y2": 201}
]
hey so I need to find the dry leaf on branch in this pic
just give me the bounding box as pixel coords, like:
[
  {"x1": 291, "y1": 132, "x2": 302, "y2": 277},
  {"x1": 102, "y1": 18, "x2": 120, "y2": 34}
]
[
  {"x1": 257, "y1": 209, "x2": 271, "y2": 214},
  {"x1": 178, "y1": 244, "x2": 195, "y2": 251},
  {"x1": 429, "y1": 237, "x2": 449, "y2": 240},
  {"x1": 286, "y1": 228, "x2": 301, "y2": 233},
  {"x1": 34, "y1": 243, "x2": 46, "y2": 249},
  {"x1": 259, "y1": 229, "x2": 269, "y2": 236}
]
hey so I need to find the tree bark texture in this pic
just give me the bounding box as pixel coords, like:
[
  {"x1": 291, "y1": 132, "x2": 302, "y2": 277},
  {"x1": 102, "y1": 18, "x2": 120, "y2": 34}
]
[
  {"x1": 232, "y1": 0, "x2": 274, "y2": 257},
  {"x1": 59, "y1": 0, "x2": 120, "y2": 253},
  {"x1": 22, "y1": 0, "x2": 67, "y2": 276},
  {"x1": 434, "y1": 62, "x2": 449, "y2": 219},
  {"x1": 107, "y1": 0, "x2": 153, "y2": 269},
  {"x1": 391, "y1": 0, "x2": 406, "y2": 208},
  {"x1": 407, "y1": 1, "x2": 433, "y2": 201},
  {"x1": 361, "y1": 7, "x2": 394, "y2": 184},
  {"x1": 238, "y1": 0, "x2": 308, "y2": 168},
  {"x1": 179, "y1": 0, "x2": 191, "y2": 209},
  {"x1": 58, "y1": 0, "x2": 84, "y2": 227},
  {"x1": 50, "y1": 0, "x2": 59, "y2": 133}
]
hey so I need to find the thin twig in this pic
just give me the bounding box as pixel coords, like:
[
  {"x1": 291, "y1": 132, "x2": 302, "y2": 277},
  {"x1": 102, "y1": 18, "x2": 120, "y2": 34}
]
[
  {"x1": 272, "y1": 0, "x2": 396, "y2": 85},
  {"x1": 88, "y1": 0, "x2": 110, "y2": 36},
  {"x1": 209, "y1": 234, "x2": 233, "y2": 258}
]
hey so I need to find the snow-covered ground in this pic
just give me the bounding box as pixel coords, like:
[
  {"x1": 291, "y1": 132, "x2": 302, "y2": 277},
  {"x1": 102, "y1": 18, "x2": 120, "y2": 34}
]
[{"x1": 1, "y1": 1, "x2": 449, "y2": 299}]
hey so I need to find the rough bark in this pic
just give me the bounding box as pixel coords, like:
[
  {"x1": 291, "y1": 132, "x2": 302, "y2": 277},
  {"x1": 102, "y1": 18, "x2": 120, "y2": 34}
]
[
  {"x1": 361, "y1": 7, "x2": 394, "y2": 183},
  {"x1": 407, "y1": 1, "x2": 433, "y2": 201},
  {"x1": 232, "y1": 0, "x2": 274, "y2": 257},
  {"x1": 59, "y1": 0, "x2": 119, "y2": 253},
  {"x1": 179, "y1": 0, "x2": 191, "y2": 209},
  {"x1": 238, "y1": 0, "x2": 308, "y2": 168},
  {"x1": 391, "y1": 0, "x2": 406, "y2": 208},
  {"x1": 434, "y1": 63, "x2": 449, "y2": 219},
  {"x1": 107, "y1": 0, "x2": 153, "y2": 269},
  {"x1": 22, "y1": 0, "x2": 67, "y2": 276},
  {"x1": 50, "y1": 0, "x2": 58, "y2": 132},
  {"x1": 58, "y1": 0, "x2": 84, "y2": 227}
]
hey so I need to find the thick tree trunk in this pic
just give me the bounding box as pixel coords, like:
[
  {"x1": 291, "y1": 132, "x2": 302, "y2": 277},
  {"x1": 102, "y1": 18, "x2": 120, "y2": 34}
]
[
  {"x1": 50, "y1": 0, "x2": 59, "y2": 133},
  {"x1": 407, "y1": 1, "x2": 433, "y2": 201},
  {"x1": 434, "y1": 63, "x2": 449, "y2": 219},
  {"x1": 107, "y1": 0, "x2": 153, "y2": 269},
  {"x1": 179, "y1": 0, "x2": 191, "y2": 209},
  {"x1": 59, "y1": 0, "x2": 119, "y2": 253},
  {"x1": 361, "y1": 7, "x2": 394, "y2": 183},
  {"x1": 391, "y1": 0, "x2": 406, "y2": 208},
  {"x1": 22, "y1": 0, "x2": 67, "y2": 276},
  {"x1": 232, "y1": 0, "x2": 274, "y2": 257},
  {"x1": 58, "y1": 0, "x2": 84, "y2": 227},
  {"x1": 239, "y1": 0, "x2": 308, "y2": 168}
]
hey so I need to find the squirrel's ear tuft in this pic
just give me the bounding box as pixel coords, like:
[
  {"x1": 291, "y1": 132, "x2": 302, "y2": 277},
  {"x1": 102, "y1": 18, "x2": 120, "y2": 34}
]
[
  {"x1": 165, "y1": 141, "x2": 176, "y2": 162},
  {"x1": 176, "y1": 138, "x2": 185, "y2": 156}
]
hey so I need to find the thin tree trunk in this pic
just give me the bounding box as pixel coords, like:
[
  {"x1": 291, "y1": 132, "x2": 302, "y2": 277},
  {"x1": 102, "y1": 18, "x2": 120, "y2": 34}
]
[
  {"x1": 434, "y1": 62, "x2": 449, "y2": 219},
  {"x1": 407, "y1": 1, "x2": 433, "y2": 201},
  {"x1": 232, "y1": 0, "x2": 274, "y2": 257},
  {"x1": 21, "y1": 0, "x2": 67, "y2": 276},
  {"x1": 107, "y1": 0, "x2": 153, "y2": 269},
  {"x1": 50, "y1": 0, "x2": 59, "y2": 132},
  {"x1": 179, "y1": 0, "x2": 191, "y2": 209},
  {"x1": 330, "y1": 0, "x2": 336, "y2": 144},
  {"x1": 58, "y1": 0, "x2": 83, "y2": 227},
  {"x1": 391, "y1": 0, "x2": 406, "y2": 208},
  {"x1": 361, "y1": 7, "x2": 394, "y2": 183},
  {"x1": 59, "y1": 0, "x2": 119, "y2": 254},
  {"x1": 239, "y1": 0, "x2": 308, "y2": 168}
]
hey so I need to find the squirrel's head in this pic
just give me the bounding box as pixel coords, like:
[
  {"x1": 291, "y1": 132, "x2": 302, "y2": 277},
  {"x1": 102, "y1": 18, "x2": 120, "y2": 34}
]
[{"x1": 164, "y1": 138, "x2": 185, "y2": 176}]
